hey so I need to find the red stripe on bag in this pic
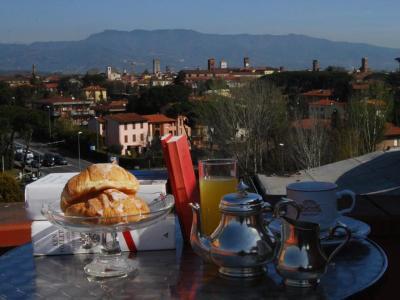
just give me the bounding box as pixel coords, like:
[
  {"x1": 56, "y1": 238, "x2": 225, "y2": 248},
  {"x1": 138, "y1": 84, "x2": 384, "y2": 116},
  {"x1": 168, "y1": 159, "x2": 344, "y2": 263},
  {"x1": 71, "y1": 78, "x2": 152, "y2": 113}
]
[{"x1": 122, "y1": 231, "x2": 137, "y2": 252}]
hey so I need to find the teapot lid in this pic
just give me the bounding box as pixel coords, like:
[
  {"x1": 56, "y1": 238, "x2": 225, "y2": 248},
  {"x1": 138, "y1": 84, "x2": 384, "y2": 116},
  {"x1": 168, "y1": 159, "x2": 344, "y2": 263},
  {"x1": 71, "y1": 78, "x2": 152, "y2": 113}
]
[{"x1": 220, "y1": 180, "x2": 265, "y2": 214}]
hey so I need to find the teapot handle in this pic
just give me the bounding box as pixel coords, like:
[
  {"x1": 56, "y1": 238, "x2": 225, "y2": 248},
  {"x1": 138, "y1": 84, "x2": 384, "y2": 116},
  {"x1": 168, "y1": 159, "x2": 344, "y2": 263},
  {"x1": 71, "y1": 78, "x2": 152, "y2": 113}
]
[
  {"x1": 273, "y1": 197, "x2": 301, "y2": 220},
  {"x1": 336, "y1": 190, "x2": 356, "y2": 215},
  {"x1": 326, "y1": 225, "x2": 352, "y2": 264}
]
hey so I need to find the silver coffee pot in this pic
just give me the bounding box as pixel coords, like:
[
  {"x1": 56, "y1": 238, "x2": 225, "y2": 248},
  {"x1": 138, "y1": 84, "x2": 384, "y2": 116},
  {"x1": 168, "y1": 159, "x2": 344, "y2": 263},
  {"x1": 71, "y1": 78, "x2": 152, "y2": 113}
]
[
  {"x1": 274, "y1": 199, "x2": 351, "y2": 287},
  {"x1": 189, "y1": 181, "x2": 277, "y2": 278}
]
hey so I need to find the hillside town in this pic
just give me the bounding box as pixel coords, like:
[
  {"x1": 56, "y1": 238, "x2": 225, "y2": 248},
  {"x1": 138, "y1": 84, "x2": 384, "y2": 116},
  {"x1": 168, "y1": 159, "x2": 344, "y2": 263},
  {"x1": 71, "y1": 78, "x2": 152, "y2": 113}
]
[{"x1": 1, "y1": 56, "x2": 400, "y2": 170}]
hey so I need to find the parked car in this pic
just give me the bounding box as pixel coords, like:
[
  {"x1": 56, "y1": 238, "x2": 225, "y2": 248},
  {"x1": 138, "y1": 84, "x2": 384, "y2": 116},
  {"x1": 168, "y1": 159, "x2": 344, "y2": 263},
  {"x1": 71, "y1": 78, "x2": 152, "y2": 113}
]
[
  {"x1": 33, "y1": 154, "x2": 43, "y2": 162},
  {"x1": 23, "y1": 172, "x2": 38, "y2": 183},
  {"x1": 14, "y1": 152, "x2": 23, "y2": 161},
  {"x1": 25, "y1": 157, "x2": 34, "y2": 166},
  {"x1": 54, "y1": 155, "x2": 68, "y2": 165},
  {"x1": 14, "y1": 145, "x2": 23, "y2": 154},
  {"x1": 30, "y1": 159, "x2": 41, "y2": 168},
  {"x1": 25, "y1": 151, "x2": 34, "y2": 160},
  {"x1": 42, "y1": 153, "x2": 55, "y2": 167}
]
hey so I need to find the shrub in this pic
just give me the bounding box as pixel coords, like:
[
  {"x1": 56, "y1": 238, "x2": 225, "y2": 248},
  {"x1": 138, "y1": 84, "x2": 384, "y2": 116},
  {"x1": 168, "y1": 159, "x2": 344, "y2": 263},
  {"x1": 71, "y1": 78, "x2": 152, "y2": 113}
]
[
  {"x1": 0, "y1": 173, "x2": 23, "y2": 203},
  {"x1": 108, "y1": 144, "x2": 123, "y2": 155}
]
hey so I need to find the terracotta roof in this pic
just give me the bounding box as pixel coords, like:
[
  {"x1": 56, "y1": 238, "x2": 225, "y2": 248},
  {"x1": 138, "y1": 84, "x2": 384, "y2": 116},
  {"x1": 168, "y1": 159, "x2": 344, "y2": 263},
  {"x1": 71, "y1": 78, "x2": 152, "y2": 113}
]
[
  {"x1": 301, "y1": 89, "x2": 333, "y2": 97},
  {"x1": 43, "y1": 82, "x2": 58, "y2": 89},
  {"x1": 96, "y1": 116, "x2": 106, "y2": 123},
  {"x1": 143, "y1": 114, "x2": 175, "y2": 123},
  {"x1": 385, "y1": 123, "x2": 400, "y2": 137},
  {"x1": 292, "y1": 118, "x2": 331, "y2": 129},
  {"x1": 84, "y1": 85, "x2": 106, "y2": 91},
  {"x1": 351, "y1": 83, "x2": 369, "y2": 90},
  {"x1": 365, "y1": 99, "x2": 386, "y2": 106},
  {"x1": 94, "y1": 100, "x2": 128, "y2": 112},
  {"x1": 105, "y1": 113, "x2": 147, "y2": 123},
  {"x1": 109, "y1": 100, "x2": 128, "y2": 107},
  {"x1": 309, "y1": 99, "x2": 345, "y2": 107},
  {"x1": 44, "y1": 75, "x2": 60, "y2": 82}
]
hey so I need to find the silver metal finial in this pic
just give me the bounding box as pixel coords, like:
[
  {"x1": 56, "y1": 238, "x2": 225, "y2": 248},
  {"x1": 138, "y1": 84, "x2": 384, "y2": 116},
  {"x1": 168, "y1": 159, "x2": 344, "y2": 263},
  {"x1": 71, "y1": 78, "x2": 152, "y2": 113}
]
[{"x1": 237, "y1": 180, "x2": 249, "y2": 195}]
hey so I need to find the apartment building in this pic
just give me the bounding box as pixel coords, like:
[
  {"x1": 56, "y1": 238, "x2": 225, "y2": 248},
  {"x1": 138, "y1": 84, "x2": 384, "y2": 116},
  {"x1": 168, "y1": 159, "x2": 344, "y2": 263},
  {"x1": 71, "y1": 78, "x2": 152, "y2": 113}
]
[{"x1": 33, "y1": 96, "x2": 94, "y2": 125}]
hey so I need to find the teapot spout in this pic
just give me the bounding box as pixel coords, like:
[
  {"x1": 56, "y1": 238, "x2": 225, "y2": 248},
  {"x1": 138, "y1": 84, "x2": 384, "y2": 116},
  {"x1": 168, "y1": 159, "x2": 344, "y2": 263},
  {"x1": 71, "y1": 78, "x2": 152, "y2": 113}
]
[{"x1": 189, "y1": 203, "x2": 212, "y2": 262}]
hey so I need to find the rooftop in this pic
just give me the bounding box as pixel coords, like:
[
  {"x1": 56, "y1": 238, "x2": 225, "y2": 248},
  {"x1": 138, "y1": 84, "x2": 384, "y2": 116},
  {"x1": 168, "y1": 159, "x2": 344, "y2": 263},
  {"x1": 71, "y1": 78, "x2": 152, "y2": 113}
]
[
  {"x1": 84, "y1": 85, "x2": 106, "y2": 91},
  {"x1": 94, "y1": 100, "x2": 128, "y2": 111},
  {"x1": 105, "y1": 112, "x2": 147, "y2": 123},
  {"x1": 43, "y1": 82, "x2": 58, "y2": 89},
  {"x1": 385, "y1": 123, "x2": 400, "y2": 137},
  {"x1": 143, "y1": 114, "x2": 175, "y2": 123},
  {"x1": 301, "y1": 89, "x2": 333, "y2": 97},
  {"x1": 257, "y1": 148, "x2": 400, "y2": 196},
  {"x1": 309, "y1": 99, "x2": 345, "y2": 107},
  {"x1": 351, "y1": 83, "x2": 369, "y2": 90}
]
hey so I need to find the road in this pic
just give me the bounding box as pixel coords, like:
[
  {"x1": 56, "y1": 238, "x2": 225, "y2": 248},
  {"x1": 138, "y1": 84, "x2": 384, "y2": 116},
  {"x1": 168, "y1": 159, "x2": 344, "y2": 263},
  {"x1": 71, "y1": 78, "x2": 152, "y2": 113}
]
[{"x1": 15, "y1": 140, "x2": 93, "y2": 176}]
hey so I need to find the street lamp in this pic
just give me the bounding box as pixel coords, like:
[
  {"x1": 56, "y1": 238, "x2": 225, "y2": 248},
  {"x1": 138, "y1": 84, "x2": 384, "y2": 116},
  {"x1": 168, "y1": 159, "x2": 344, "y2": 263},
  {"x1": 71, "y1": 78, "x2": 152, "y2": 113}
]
[
  {"x1": 279, "y1": 143, "x2": 285, "y2": 174},
  {"x1": 78, "y1": 131, "x2": 82, "y2": 170},
  {"x1": 95, "y1": 117, "x2": 99, "y2": 151},
  {"x1": 46, "y1": 105, "x2": 52, "y2": 140}
]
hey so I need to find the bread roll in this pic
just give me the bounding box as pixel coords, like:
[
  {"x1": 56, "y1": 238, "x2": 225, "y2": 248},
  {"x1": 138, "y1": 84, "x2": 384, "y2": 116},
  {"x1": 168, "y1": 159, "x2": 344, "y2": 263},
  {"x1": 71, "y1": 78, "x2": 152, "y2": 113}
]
[
  {"x1": 61, "y1": 163, "x2": 139, "y2": 211},
  {"x1": 65, "y1": 189, "x2": 150, "y2": 224}
]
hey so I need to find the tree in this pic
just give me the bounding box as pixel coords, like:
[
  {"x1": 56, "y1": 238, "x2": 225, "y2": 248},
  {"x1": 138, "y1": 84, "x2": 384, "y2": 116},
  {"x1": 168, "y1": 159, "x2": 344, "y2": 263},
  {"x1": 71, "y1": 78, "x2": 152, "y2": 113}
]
[
  {"x1": 346, "y1": 82, "x2": 393, "y2": 155},
  {"x1": 385, "y1": 71, "x2": 400, "y2": 126},
  {"x1": 289, "y1": 113, "x2": 331, "y2": 170},
  {"x1": 82, "y1": 73, "x2": 107, "y2": 87},
  {"x1": 0, "y1": 106, "x2": 46, "y2": 170},
  {"x1": 105, "y1": 81, "x2": 126, "y2": 97},
  {"x1": 128, "y1": 85, "x2": 191, "y2": 114},
  {"x1": 0, "y1": 82, "x2": 13, "y2": 106},
  {"x1": 58, "y1": 76, "x2": 83, "y2": 98},
  {"x1": 325, "y1": 66, "x2": 347, "y2": 72},
  {"x1": 0, "y1": 173, "x2": 23, "y2": 203},
  {"x1": 205, "y1": 79, "x2": 228, "y2": 91},
  {"x1": 198, "y1": 80, "x2": 287, "y2": 174}
]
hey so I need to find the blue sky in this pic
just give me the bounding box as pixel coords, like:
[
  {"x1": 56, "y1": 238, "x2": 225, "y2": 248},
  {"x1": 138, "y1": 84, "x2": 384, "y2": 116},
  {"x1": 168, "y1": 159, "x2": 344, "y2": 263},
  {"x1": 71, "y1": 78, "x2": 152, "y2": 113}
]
[{"x1": 1, "y1": 0, "x2": 399, "y2": 48}]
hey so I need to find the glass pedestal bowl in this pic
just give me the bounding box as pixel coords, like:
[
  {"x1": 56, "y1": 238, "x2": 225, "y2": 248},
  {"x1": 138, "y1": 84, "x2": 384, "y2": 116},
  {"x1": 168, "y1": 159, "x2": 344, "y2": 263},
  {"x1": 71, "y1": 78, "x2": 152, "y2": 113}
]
[{"x1": 42, "y1": 194, "x2": 174, "y2": 278}]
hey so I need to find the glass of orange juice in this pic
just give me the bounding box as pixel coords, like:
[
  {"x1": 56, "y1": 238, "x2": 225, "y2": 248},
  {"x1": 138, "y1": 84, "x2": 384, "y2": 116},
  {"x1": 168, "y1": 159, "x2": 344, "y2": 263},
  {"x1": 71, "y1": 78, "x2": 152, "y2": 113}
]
[{"x1": 198, "y1": 159, "x2": 237, "y2": 236}]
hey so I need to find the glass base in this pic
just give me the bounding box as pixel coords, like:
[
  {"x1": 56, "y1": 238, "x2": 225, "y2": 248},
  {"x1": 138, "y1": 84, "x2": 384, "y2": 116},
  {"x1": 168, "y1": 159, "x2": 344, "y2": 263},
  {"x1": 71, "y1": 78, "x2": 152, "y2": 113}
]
[
  {"x1": 84, "y1": 254, "x2": 136, "y2": 278},
  {"x1": 219, "y1": 266, "x2": 266, "y2": 278},
  {"x1": 284, "y1": 278, "x2": 320, "y2": 288}
]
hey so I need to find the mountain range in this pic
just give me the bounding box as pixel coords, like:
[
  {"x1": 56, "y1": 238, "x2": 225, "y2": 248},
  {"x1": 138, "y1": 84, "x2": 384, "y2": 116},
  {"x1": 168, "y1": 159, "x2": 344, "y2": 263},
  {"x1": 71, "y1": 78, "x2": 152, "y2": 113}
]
[{"x1": 0, "y1": 29, "x2": 399, "y2": 73}]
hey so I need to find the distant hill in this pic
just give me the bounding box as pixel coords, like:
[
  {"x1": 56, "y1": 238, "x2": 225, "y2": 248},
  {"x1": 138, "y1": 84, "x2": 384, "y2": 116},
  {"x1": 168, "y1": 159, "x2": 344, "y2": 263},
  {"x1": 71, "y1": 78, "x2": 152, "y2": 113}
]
[{"x1": 0, "y1": 29, "x2": 399, "y2": 73}]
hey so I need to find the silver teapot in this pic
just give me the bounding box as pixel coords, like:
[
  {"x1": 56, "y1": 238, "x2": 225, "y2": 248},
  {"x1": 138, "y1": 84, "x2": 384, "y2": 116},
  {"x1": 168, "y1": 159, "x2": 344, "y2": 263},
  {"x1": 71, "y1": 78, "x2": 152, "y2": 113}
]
[
  {"x1": 189, "y1": 181, "x2": 276, "y2": 278},
  {"x1": 274, "y1": 199, "x2": 351, "y2": 287}
]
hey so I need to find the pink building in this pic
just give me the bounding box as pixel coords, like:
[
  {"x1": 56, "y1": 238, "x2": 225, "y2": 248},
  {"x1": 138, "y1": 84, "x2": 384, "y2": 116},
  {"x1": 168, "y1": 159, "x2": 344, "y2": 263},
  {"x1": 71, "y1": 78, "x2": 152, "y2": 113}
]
[
  {"x1": 143, "y1": 114, "x2": 177, "y2": 138},
  {"x1": 101, "y1": 112, "x2": 192, "y2": 155},
  {"x1": 104, "y1": 113, "x2": 149, "y2": 155},
  {"x1": 144, "y1": 114, "x2": 191, "y2": 141}
]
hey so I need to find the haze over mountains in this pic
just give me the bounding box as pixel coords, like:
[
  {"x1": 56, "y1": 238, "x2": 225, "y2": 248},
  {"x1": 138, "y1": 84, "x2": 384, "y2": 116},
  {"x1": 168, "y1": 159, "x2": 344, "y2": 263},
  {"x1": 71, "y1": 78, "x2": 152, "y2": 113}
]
[{"x1": 0, "y1": 29, "x2": 399, "y2": 73}]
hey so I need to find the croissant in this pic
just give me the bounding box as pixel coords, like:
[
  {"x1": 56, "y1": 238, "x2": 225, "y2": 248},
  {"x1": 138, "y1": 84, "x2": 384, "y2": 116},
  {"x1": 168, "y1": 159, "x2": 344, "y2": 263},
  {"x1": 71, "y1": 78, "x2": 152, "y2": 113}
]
[
  {"x1": 61, "y1": 163, "x2": 140, "y2": 212},
  {"x1": 65, "y1": 189, "x2": 150, "y2": 224}
]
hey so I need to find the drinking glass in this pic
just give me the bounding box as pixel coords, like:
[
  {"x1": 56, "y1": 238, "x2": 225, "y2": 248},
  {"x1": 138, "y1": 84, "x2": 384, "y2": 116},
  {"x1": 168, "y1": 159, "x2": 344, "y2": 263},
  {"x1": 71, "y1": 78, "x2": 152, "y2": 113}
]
[{"x1": 199, "y1": 159, "x2": 237, "y2": 236}]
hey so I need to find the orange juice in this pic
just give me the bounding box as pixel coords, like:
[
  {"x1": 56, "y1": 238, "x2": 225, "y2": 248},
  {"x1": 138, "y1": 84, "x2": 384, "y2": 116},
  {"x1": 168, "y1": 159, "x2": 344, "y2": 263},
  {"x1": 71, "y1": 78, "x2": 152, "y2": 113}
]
[{"x1": 199, "y1": 177, "x2": 238, "y2": 235}]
